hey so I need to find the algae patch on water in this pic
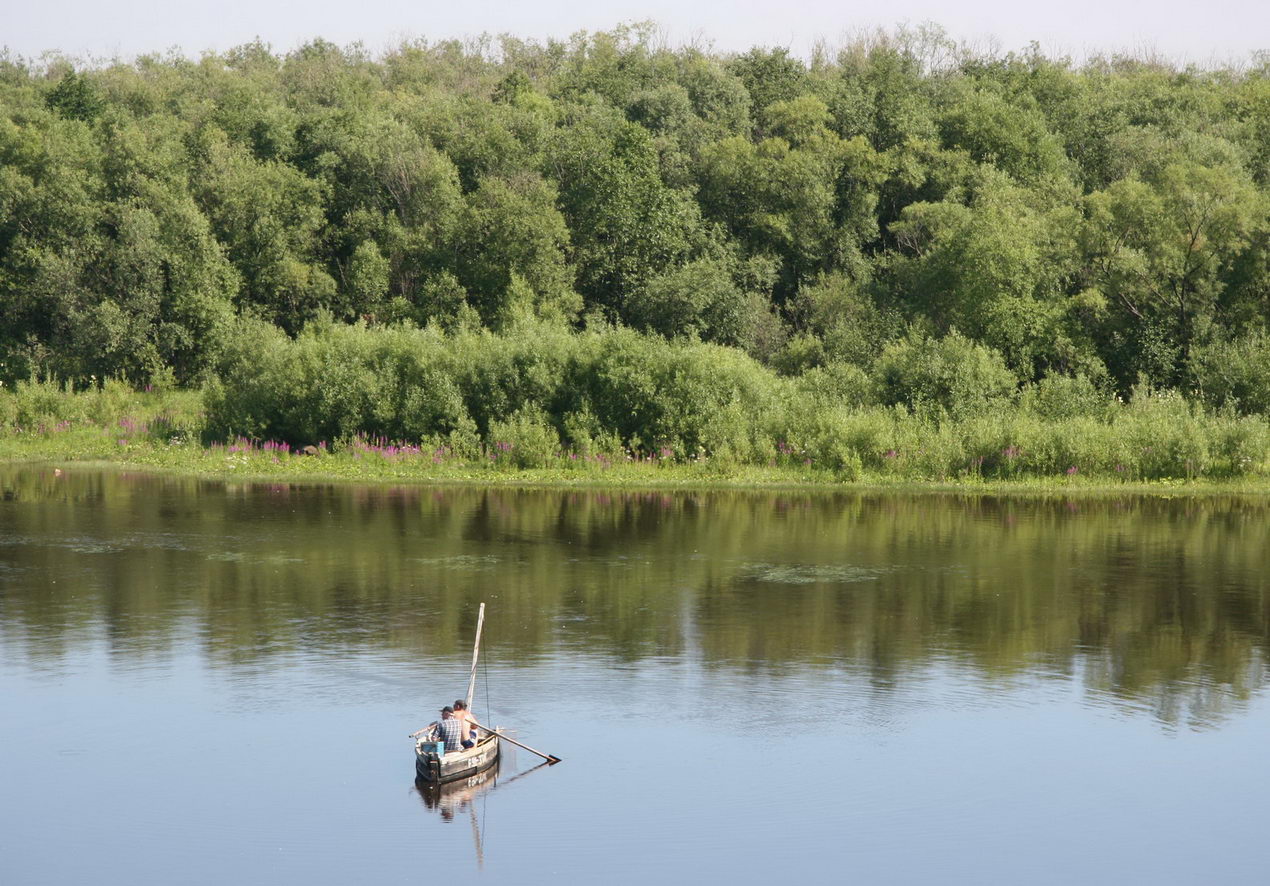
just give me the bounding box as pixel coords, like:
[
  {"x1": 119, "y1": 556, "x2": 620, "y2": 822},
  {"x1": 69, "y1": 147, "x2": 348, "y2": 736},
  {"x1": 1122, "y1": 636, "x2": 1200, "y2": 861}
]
[
  {"x1": 409, "y1": 554, "x2": 501, "y2": 572},
  {"x1": 737, "y1": 562, "x2": 891, "y2": 585}
]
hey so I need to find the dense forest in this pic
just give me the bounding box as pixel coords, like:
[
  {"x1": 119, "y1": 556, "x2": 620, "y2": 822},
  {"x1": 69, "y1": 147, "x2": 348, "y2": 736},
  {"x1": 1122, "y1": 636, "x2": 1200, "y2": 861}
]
[{"x1": 2, "y1": 25, "x2": 1269, "y2": 471}]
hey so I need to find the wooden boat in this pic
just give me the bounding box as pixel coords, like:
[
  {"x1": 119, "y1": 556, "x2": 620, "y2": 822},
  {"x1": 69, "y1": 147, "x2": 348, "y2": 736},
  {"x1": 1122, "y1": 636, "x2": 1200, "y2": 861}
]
[
  {"x1": 415, "y1": 728, "x2": 500, "y2": 784},
  {"x1": 412, "y1": 602, "x2": 500, "y2": 784},
  {"x1": 409, "y1": 603, "x2": 556, "y2": 781}
]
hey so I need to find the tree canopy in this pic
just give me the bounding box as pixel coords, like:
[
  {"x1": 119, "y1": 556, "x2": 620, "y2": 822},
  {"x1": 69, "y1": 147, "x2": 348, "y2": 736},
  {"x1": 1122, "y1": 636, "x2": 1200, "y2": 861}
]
[{"x1": 1, "y1": 26, "x2": 1268, "y2": 414}]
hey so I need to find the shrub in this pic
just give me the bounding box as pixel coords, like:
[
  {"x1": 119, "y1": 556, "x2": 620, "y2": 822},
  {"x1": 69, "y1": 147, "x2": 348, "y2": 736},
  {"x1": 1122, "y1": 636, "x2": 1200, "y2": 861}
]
[
  {"x1": 1192, "y1": 331, "x2": 1270, "y2": 415},
  {"x1": 579, "y1": 327, "x2": 780, "y2": 457},
  {"x1": 205, "y1": 318, "x2": 473, "y2": 445},
  {"x1": 561, "y1": 408, "x2": 624, "y2": 458},
  {"x1": 874, "y1": 330, "x2": 1017, "y2": 419},
  {"x1": 794, "y1": 362, "x2": 876, "y2": 408},
  {"x1": 487, "y1": 406, "x2": 560, "y2": 469},
  {"x1": 1125, "y1": 386, "x2": 1209, "y2": 479},
  {"x1": 1208, "y1": 417, "x2": 1269, "y2": 477},
  {"x1": 1019, "y1": 373, "x2": 1111, "y2": 420}
]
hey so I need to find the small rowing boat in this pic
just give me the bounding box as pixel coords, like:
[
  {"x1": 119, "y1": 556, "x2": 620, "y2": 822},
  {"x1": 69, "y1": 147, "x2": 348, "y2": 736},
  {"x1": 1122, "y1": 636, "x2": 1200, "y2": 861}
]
[
  {"x1": 412, "y1": 602, "x2": 501, "y2": 784},
  {"x1": 415, "y1": 728, "x2": 500, "y2": 784},
  {"x1": 409, "y1": 603, "x2": 558, "y2": 781}
]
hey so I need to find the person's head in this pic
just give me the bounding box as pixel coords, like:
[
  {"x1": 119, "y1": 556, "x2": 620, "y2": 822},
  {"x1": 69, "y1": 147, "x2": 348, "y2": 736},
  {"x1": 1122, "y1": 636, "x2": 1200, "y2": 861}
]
[
  {"x1": 453, "y1": 700, "x2": 466, "y2": 711},
  {"x1": 440, "y1": 706, "x2": 454, "y2": 719}
]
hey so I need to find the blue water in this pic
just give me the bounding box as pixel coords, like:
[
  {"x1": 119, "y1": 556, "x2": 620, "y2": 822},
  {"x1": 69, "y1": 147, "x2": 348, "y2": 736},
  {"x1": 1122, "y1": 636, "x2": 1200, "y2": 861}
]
[{"x1": 2, "y1": 468, "x2": 1268, "y2": 884}]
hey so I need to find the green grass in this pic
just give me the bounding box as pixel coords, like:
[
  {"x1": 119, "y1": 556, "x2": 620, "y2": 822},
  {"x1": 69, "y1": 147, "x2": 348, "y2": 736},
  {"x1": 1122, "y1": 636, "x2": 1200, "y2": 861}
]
[{"x1": 6, "y1": 427, "x2": 1270, "y2": 497}]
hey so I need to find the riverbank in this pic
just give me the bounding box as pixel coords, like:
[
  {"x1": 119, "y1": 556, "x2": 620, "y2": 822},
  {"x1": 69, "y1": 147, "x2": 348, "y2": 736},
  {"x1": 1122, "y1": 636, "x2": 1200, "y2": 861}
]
[
  {"x1": 4, "y1": 382, "x2": 1270, "y2": 496},
  {"x1": 6, "y1": 431, "x2": 1270, "y2": 498}
]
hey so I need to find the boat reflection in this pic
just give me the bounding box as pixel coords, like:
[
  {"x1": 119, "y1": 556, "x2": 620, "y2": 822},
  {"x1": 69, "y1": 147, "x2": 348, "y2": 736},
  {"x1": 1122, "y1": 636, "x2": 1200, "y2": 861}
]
[
  {"x1": 416, "y1": 760, "x2": 501, "y2": 821},
  {"x1": 413, "y1": 759, "x2": 555, "y2": 869},
  {"x1": 414, "y1": 757, "x2": 554, "y2": 819}
]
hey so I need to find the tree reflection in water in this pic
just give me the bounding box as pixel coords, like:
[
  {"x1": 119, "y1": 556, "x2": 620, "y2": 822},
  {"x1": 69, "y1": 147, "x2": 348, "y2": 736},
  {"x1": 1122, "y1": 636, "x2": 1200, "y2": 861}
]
[{"x1": 1, "y1": 466, "x2": 1267, "y2": 728}]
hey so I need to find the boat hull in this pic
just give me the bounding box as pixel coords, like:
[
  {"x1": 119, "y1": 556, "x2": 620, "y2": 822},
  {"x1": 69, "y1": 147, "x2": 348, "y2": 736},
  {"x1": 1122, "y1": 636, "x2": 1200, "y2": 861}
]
[{"x1": 415, "y1": 732, "x2": 500, "y2": 784}]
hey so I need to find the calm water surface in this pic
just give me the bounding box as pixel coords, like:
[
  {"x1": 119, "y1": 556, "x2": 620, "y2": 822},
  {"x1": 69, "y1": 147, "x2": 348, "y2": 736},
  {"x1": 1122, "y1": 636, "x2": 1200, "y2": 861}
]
[{"x1": 2, "y1": 466, "x2": 1268, "y2": 884}]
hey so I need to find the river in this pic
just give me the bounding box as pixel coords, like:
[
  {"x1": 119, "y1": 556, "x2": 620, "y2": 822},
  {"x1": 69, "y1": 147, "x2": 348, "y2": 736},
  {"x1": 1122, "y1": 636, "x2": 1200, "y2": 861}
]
[{"x1": 2, "y1": 466, "x2": 1268, "y2": 884}]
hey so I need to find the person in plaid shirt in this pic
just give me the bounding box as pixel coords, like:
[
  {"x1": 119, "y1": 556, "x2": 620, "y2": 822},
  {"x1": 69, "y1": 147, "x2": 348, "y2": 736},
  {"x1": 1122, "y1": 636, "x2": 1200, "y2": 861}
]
[{"x1": 434, "y1": 707, "x2": 464, "y2": 753}]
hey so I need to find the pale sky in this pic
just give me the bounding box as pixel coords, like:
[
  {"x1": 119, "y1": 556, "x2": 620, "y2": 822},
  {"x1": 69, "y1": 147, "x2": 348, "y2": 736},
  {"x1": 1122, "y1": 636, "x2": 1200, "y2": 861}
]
[{"x1": 4, "y1": 0, "x2": 1267, "y2": 65}]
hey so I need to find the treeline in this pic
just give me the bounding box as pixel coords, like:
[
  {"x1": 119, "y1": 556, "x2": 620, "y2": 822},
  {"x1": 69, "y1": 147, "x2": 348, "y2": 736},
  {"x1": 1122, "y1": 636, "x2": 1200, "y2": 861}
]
[{"x1": 1, "y1": 25, "x2": 1269, "y2": 420}]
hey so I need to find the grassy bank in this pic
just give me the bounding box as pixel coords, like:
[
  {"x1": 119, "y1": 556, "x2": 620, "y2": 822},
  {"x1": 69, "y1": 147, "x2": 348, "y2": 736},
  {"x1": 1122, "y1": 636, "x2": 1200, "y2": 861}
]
[{"x1": 4, "y1": 380, "x2": 1270, "y2": 495}]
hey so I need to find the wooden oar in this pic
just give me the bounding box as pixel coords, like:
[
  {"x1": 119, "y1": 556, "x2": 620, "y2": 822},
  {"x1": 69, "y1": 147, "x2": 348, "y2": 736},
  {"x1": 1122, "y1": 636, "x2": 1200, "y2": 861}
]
[{"x1": 470, "y1": 719, "x2": 561, "y2": 764}]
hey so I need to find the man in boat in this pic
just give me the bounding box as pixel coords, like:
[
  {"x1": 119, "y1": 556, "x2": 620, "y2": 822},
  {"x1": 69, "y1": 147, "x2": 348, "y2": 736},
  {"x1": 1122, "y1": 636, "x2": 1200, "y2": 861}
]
[
  {"x1": 452, "y1": 700, "x2": 477, "y2": 749},
  {"x1": 434, "y1": 706, "x2": 465, "y2": 754}
]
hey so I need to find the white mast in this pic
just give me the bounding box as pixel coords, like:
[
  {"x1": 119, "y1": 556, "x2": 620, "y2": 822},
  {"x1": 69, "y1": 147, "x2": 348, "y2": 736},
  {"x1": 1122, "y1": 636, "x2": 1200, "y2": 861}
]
[{"x1": 465, "y1": 602, "x2": 486, "y2": 710}]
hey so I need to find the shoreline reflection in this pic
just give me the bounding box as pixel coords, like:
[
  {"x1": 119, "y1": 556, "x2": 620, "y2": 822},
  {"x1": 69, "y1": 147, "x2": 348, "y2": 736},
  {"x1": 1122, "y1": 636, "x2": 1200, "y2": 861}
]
[{"x1": 2, "y1": 465, "x2": 1268, "y2": 729}]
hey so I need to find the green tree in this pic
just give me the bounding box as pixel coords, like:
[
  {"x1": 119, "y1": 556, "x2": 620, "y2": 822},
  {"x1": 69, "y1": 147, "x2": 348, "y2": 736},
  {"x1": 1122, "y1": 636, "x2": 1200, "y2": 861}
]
[
  {"x1": 886, "y1": 172, "x2": 1089, "y2": 378},
  {"x1": 1082, "y1": 146, "x2": 1265, "y2": 386},
  {"x1": 727, "y1": 47, "x2": 808, "y2": 131},
  {"x1": 548, "y1": 113, "x2": 698, "y2": 319},
  {"x1": 625, "y1": 257, "x2": 747, "y2": 342},
  {"x1": 45, "y1": 70, "x2": 104, "y2": 123},
  {"x1": 454, "y1": 173, "x2": 578, "y2": 326},
  {"x1": 191, "y1": 126, "x2": 334, "y2": 332},
  {"x1": 696, "y1": 110, "x2": 882, "y2": 298}
]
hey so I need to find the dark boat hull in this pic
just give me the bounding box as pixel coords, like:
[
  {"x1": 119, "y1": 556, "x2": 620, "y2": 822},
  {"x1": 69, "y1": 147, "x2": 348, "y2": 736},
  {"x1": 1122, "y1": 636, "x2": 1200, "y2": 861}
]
[{"x1": 415, "y1": 732, "x2": 500, "y2": 784}]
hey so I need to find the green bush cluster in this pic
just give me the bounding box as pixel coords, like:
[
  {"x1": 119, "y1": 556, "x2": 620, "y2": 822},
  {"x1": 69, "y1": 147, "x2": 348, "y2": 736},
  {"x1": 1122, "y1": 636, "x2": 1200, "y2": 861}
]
[
  {"x1": 0, "y1": 378, "x2": 201, "y2": 439},
  {"x1": 7, "y1": 315, "x2": 1267, "y2": 484},
  {"x1": 203, "y1": 317, "x2": 787, "y2": 461},
  {"x1": 874, "y1": 330, "x2": 1017, "y2": 418},
  {"x1": 196, "y1": 320, "x2": 1270, "y2": 482},
  {"x1": 1193, "y1": 332, "x2": 1270, "y2": 416}
]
